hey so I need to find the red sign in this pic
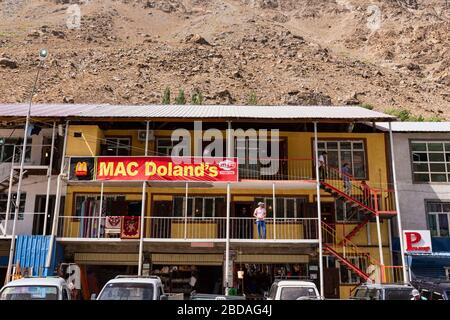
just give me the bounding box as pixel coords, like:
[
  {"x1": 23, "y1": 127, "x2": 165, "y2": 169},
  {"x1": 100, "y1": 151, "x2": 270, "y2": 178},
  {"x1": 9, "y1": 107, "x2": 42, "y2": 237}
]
[
  {"x1": 403, "y1": 230, "x2": 432, "y2": 253},
  {"x1": 96, "y1": 156, "x2": 238, "y2": 182}
]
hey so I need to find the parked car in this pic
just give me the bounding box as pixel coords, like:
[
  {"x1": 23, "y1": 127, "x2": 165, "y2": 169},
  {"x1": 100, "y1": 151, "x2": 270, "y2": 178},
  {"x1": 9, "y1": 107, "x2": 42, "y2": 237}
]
[
  {"x1": 266, "y1": 280, "x2": 322, "y2": 300},
  {"x1": 411, "y1": 279, "x2": 450, "y2": 300},
  {"x1": 350, "y1": 283, "x2": 415, "y2": 300},
  {"x1": 190, "y1": 292, "x2": 246, "y2": 300},
  {"x1": 0, "y1": 277, "x2": 71, "y2": 300},
  {"x1": 94, "y1": 275, "x2": 182, "y2": 300}
]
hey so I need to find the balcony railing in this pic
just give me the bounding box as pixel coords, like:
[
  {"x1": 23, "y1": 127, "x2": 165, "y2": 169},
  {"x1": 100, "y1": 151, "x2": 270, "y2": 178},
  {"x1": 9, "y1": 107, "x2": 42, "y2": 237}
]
[
  {"x1": 57, "y1": 216, "x2": 319, "y2": 241},
  {"x1": 238, "y1": 158, "x2": 313, "y2": 181}
]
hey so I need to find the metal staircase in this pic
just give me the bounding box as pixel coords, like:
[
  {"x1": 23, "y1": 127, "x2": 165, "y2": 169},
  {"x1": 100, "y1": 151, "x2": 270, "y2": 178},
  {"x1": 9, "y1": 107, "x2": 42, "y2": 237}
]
[{"x1": 319, "y1": 165, "x2": 397, "y2": 244}]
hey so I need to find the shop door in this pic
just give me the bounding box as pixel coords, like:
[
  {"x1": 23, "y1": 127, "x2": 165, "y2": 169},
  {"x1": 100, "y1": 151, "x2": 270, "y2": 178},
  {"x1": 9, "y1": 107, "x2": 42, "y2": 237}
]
[
  {"x1": 323, "y1": 267, "x2": 340, "y2": 299},
  {"x1": 232, "y1": 202, "x2": 254, "y2": 239}
]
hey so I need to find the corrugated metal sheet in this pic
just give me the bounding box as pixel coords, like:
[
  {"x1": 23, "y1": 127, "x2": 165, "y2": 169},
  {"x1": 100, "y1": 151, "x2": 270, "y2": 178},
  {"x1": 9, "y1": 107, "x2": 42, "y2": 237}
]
[
  {"x1": 0, "y1": 104, "x2": 396, "y2": 121},
  {"x1": 376, "y1": 122, "x2": 450, "y2": 132},
  {"x1": 14, "y1": 235, "x2": 53, "y2": 277}
]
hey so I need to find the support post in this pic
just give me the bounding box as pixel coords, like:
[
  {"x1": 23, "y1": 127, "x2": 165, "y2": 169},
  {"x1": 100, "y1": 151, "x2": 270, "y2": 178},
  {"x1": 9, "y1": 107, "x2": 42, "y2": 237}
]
[
  {"x1": 138, "y1": 121, "x2": 150, "y2": 276},
  {"x1": 374, "y1": 191, "x2": 385, "y2": 283},
  {"x1": 4, "y1": 145, "x2": 16, "y2": 237},
  {"x1": 97, "y1": 182, "x2": 104, "y2": 239},
  {"x1": 45, "y1": 120, "x2": 69, "y2": 271},
  {"x1": 184, "y1": 182, "x2": 188, "y2": 240},
  {"x1": 313, "y1": 122, "x2": 324, "y2": 297},
  {"x1": 43, "y1": 122, "x2": 56, "y2": 235},
  {"x1": 272, "y1": 182, "x2": 276, "y2": 240},
  {"x1": 388, "y1": 122, "x2": 408, "y2": 283},
  {"x1": 225, "y1": 182, "x2": 231, "y2": 295}
]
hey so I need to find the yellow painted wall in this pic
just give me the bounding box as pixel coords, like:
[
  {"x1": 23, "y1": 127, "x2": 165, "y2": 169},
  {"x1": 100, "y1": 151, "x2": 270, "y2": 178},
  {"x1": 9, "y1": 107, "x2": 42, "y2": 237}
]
[{"x1": 63, "y1": 126, "x2": 392, "y2": 249}]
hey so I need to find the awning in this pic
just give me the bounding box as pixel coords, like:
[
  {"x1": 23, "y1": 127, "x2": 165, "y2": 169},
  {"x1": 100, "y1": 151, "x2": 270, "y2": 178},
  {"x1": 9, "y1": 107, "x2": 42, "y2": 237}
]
[
  {"x1": 151, "y1": 253, "x2": 224, "y2": 266},
  {"x1": 74, "y1": 253, "x2": 139, "y2": 265},
  {"x1": 236, "y1": 254, "x2": 309, "y2": 264}
]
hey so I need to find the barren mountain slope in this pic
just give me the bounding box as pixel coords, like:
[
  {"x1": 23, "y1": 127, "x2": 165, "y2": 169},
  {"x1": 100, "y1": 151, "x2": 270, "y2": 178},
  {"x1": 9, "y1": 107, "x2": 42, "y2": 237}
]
[{"x1": 0, "y1": 0, "x2": 448, "y2": 119}]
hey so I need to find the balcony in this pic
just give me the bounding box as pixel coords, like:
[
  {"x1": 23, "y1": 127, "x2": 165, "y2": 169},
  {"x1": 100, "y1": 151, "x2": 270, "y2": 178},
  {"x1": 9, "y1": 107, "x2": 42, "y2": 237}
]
[{"x1": 56, "y1": 216, "x2": 319, "y2": 243}]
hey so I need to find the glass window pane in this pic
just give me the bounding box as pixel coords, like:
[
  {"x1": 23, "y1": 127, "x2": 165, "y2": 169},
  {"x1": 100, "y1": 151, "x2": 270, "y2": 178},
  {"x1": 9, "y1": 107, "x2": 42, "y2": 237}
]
[
  {"x1": 413, "y1": 163, "x2": 429, "y2": 172},
  {"x1": 429, "y1": 153, "x2": 445, "y2": 161},
  {"x1": 445, "y1": 143, "x2": 450, "y2": 151},
  {"x1": 204, "y1": 199, "x2": 213, "y2": 217},
  {"x1": 428, "y1": 143, "x2": 444, "y2": 151},
  {"x1": 187, "y1": 198, "x2": 193, "y2": 216},
  {"x1": 340, "y1": 151, "x2": 352, "y2": 166},
  {"x1": 446, "y1": 153, "x2": 450, "y2": 162},
  {"x1": 340, "y1": 142, "x2": 351, "y2": 150},
  {"x1": 438, "y1": 215, "x2": 449, "y2": 237},
  {"x1": 173, "y1": 197, "x2": 183, "y2": 217},
  {"x1": 353, "y1": 151, "x2": 366, "y2": 179},
  {"x1": 411, "y1": 143, "x2": 426, "y2": 151},
  {"x1": 443, "y1": 203, "x2": 450, "y2": 213},
  {"x1": 276, "y1": 198, "x2": 285, "y2": 218},
  {"x1": 430, "y1": 163, "x2": 446, "y2": 173},
  {"x1": 427, "y1": 202, "x2": 442, "y2": 213},
  {"x1": 414, "y1": 174, "x2": 430, "y2": 182},
  {"x1": 327, "y1": 151, "x2": 339, "y2": 169},
  {"x1": 412, "y1": 153, "x2": 428, "y2": 161},
  {"x1": 431, "y1": 174, "x2": 447, "y2": 182},
  {"x1": 194, "y1": 198, "x2": 202, "y2": 217},
  {"x1": 327, "y1": 142, "x2": 338, "y2": 149},
  {"x1": 353, "y1": 142, "x2": 364, "y2": 150},
  {"x1": 286, "y1": 199, "x2": 295, "y2": 218},
  {"x1": 317, "y1": 142, "x2": 326, "y2": 149},
  {"x1": 428, "y1": 214, "x2": 438, "y2": 236}
]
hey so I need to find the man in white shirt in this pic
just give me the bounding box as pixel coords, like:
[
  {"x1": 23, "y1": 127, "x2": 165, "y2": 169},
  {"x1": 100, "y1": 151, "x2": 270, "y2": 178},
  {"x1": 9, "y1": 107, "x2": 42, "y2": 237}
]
[{"x1": 253, "y1": 202, "x2": 267, "y2": 239}]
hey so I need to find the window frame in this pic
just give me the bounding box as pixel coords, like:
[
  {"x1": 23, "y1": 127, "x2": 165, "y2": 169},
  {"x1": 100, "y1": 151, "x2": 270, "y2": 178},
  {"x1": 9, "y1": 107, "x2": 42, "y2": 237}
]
[
  {"x1": 426, "y1": 200, "x2": 450, "y2": 237},
  {"x1": 101, "y1": 136, "x2": 132, "y2": 156},
  {"x1": 172, "y1": 196, "x2": 225, "y2": 218},
  {"x1": 0, "y1": 193, "x2": 26, "y2": 220},
  {"x1": 314, "y1": 139, "x2": 368, "y2": 180},
  {"x1": 410, "y1": 140, "x2": 450, "y2": 184},
  {"x1": 254, "y1": 197, "x2": 307, "y2": 219}
]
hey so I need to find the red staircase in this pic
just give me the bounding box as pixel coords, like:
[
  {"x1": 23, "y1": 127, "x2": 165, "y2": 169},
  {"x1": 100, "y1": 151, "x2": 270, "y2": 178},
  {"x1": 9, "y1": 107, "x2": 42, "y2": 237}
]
[
  {"x1": 319, "y1": 165, "x2": 397, "y2": 244},
  {"x1": 323, "y1": 244, "x2": 371, "y2": 281}
]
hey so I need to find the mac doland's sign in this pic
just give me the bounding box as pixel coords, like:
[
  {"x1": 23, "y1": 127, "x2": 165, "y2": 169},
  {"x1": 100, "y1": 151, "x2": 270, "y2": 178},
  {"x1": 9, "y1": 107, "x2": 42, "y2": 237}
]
[
  {"x1": 403, "y1": 230, "x2": 433, "y2": 254},
  {"x1": 69, "y1": 156, "x2": 238, "y2": 182}
]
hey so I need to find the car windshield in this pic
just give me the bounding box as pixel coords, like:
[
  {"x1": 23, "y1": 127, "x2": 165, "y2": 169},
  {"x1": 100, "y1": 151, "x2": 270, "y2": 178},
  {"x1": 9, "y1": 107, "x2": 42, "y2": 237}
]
[
  {"x1": 0, "y1": 285, "x2": 58, "y2": 300},
  {"x1": 98, "y1": 282, "x2": 154, "y2": 300},
  {"x1": 385, "y1": 288, "x2": 413, "y2": 300},
  {"x1": 280, "y1": 287, "x2": 317, "y2": 300}
]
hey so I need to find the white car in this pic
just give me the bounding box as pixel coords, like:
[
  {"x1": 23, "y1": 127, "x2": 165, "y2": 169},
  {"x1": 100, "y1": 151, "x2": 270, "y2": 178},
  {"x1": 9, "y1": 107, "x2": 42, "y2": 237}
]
[
  {"x1": 266, "y1": 280, "x2": 322, "y2": 300},
  {"x1": 94, "y1": 275, "x2": 169, "y2": 300},
  {"x1": 0, "y1": 277, "x2": 71, "y2": 300}
]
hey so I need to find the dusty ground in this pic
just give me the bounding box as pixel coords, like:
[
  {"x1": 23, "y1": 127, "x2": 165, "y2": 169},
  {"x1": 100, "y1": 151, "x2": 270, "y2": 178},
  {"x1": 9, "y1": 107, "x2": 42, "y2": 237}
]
[{"x1": 0, "y1": 0, "x2": 449, "y2": 119}]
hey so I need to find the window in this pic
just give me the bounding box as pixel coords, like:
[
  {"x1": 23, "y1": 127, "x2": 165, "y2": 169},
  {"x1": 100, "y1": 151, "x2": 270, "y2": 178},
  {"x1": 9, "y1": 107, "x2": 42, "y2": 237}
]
[
  {"x1": 156, "y1": 137, "x2": 178, "y2": 156},
  {"x1": 97, "y1": 283, "x2": 154, "y2": 300},
  {"x1": 254, "y1": 197, "x2": 307, "y2": 218},
  {"x1": 339, "y1": 256, "x2": 368, "y2": 284},
  {"x1": 411, "y1": 141, "x2": 450, "y2": 183},
  {"x1": 318, "y1": 140, "x2": 367, "y2": 179},
  {"x1": 101, "y1": 137, "x2": 131, "y2": 156},
  {"x1": 426, "y1": 201, "x2": 450, "y2": 237},
  {"x1": 62, "y1": 288, "x2": 69, "y2": 300},
  {"x1": 0, "y1": 138, "x2": 31, "y2": 163},
  {"x1": 0, "y1": 193, "x2": 26, "y2": 220},
  {"x1": 172, "y1": 196, "x2": 225, "y2": 217}
]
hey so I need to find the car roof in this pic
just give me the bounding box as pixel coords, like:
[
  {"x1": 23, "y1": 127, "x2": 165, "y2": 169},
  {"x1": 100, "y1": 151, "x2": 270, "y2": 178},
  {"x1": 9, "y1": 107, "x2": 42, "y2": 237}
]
[
  {"x1": 274, "y1": 280, "x2": 318, "y2": 287},
  {"x1": 105, "y1": 277, "x2": 161, "y2": 284},
  {"x1": 358, "y1": 283, "x2": 413, "y2": 289},
  {"x1": 2, "y1": 277, "x2": 66, "y2": 288}
]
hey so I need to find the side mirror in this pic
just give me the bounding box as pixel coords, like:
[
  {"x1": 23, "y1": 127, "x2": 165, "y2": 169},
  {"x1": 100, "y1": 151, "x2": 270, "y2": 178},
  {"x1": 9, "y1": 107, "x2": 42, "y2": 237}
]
[
  {"x1": 90, "y1": 293, "x2": 97, "y2": 300},
  {"x1": 160, "y1": 294, "x2": 168, "y2": 300}
]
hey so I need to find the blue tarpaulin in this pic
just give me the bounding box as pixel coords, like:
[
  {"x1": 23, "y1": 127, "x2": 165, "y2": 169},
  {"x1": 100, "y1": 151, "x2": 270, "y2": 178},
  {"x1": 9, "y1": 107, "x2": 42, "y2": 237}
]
[{"x1": 13, "y1": 235, "x2": 63, "y2": 276}]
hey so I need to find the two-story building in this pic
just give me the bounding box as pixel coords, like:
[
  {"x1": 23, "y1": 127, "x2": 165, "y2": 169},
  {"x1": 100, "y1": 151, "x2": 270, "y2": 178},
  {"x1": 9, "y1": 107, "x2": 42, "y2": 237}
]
[
  {"x1": 376, "y1": 122, "x2": 450, "y2": 281},
  {"x1": 0, "y1": 104, "x2": 406, "y2": 299}
]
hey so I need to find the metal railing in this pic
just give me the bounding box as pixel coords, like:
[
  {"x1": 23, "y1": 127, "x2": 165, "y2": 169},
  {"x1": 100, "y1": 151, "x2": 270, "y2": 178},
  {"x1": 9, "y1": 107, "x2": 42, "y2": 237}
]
[
  {"x1": 238, "y1": 158, "x2": 313, "y2": 180},
  {"x1": 56, "y1": 216, "x2": 319, "y2": 241}
]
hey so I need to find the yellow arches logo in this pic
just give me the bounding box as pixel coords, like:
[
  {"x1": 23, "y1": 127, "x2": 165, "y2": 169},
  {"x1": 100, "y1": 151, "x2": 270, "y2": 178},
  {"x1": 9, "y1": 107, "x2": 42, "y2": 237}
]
[{"x1": 75, "y1": 161, "x2": 88, "y2": 177}]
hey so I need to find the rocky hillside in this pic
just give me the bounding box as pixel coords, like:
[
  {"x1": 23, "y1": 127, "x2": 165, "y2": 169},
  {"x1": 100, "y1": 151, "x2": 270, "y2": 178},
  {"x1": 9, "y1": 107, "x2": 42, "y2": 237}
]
[{"x1": 0, "y1": 0, "x2": 449, "y2": 119}]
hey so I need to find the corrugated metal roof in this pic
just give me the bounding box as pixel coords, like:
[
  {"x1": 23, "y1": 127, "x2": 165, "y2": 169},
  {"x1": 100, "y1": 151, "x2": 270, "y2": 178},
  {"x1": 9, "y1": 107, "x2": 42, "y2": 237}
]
[
  {"x1": 376, "y1": 122, "x2": 450, "y2": 132},
  {"x1": 0, "y1": 104, "x2": 396, "y2": 121}
]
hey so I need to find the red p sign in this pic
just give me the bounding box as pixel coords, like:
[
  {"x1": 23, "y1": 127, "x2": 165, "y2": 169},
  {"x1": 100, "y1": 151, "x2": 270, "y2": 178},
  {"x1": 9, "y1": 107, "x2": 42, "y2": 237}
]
[{"x1": 404, "y1": 231, "x2": 431, "y2": 252}]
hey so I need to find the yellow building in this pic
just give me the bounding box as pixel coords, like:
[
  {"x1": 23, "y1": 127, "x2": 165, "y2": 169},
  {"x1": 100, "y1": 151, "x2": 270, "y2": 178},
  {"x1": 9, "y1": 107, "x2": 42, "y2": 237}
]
[{"x1": 0, "y1": 104, "x2": 407, "y2": 299}]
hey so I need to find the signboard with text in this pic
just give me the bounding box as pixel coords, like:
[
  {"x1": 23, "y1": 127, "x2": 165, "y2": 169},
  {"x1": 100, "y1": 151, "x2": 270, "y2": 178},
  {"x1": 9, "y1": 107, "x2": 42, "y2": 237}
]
[
  {"x1": 69, "y1": 156, "x2": 238, "y2": 182},
  {"x1": 403, "y1": 230, "x2": 433, "y2": 254}
]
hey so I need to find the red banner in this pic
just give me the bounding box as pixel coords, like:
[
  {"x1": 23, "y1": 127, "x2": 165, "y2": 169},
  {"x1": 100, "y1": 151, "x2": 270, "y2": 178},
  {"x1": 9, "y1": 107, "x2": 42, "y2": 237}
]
[{"x1": 96, "y1": 156, "x2": 238, "y2": 182}]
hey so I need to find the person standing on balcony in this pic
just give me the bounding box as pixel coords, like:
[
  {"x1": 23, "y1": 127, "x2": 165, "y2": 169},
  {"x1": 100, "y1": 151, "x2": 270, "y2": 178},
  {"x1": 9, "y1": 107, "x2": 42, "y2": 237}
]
[
  {"x1": 254, "y1": 202, "x2": 267, "y2": 239},
  {"x1": 318, "y1": 151, "x2": 328, "y2": 181},
  {"x1": 342, "y1": 163, "x2": 352, "y2": 194}
]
